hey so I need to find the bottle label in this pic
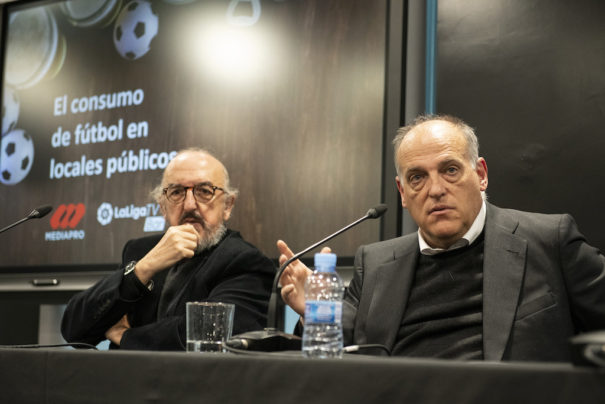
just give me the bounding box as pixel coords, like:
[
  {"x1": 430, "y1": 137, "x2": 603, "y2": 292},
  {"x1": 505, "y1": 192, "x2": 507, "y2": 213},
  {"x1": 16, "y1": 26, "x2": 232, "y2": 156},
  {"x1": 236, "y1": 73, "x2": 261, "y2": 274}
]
[{"x1": 304, "y1": 301, "x2": 342, "y2": 324}]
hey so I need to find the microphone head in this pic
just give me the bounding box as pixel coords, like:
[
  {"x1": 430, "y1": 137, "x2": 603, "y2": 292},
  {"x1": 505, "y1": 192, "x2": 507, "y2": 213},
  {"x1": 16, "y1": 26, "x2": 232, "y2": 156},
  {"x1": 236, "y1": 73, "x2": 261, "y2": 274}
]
[
  {"x1": 366, "y1": 204, "x2": 387, "y2": 219},
  {"x1": 29, "y1": 205, "x2": 53, "y2": 219}
]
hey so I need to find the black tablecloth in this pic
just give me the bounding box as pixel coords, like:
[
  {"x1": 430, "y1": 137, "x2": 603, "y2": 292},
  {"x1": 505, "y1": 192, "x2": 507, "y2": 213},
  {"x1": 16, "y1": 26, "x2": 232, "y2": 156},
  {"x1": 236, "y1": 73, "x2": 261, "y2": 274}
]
[{"x1": 1, "y1": 348, "x2": 605, "y2": 403}]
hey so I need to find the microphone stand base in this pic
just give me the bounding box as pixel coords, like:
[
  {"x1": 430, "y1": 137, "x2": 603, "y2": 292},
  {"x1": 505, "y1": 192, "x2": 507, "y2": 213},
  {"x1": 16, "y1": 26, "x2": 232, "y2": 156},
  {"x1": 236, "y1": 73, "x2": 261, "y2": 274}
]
[{"x1": 228, "y1": 328, "x2": 301, "y2": 352}]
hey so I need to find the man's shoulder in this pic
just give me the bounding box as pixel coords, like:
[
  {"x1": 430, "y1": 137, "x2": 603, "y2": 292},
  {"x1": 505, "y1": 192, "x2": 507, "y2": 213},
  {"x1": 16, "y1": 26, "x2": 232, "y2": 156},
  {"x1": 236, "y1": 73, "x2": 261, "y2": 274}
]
[
  {"x1": 220, "y1": 229, "x2": 263, "y2": 253},
  {"x1": 487, "y1": 202, "x2": 568, "y2": 229},
  {"x1": 208, "y1": 229, "x2": 274, "y2": 273},
  {"x1": 486, "y1": 203, "x2": 581, "y2": 248},
  {"x1": 360, "y1": 233, "x2": 418, "y2": 257},
  {"x1": 214, "y1": 229, "x2": 273, "y2": 262}
]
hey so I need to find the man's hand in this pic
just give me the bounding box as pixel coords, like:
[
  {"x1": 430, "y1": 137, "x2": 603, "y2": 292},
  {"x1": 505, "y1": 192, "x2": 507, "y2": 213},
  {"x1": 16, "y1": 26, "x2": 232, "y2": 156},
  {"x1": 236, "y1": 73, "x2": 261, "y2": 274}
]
[
  {"x1": 134, "y1": 224, "x2": 200, "y2": 284},
  {"x1": 105, "y1": 315, "x2": 130, "y2": 346},
  {"x1": 277, "y1": 240, "x2": 331, "y2": 316}
]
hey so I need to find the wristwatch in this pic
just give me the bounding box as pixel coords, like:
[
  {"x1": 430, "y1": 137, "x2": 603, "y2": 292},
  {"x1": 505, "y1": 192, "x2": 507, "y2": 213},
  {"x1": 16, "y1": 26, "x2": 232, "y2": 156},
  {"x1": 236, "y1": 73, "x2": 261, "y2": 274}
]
[{"x1": 124, "y1": 260, "x2": 137, "y2": 276}]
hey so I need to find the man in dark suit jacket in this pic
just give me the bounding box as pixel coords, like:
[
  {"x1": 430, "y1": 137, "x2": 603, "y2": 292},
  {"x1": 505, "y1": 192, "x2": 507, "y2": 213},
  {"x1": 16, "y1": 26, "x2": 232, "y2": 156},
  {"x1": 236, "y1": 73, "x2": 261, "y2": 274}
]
[
  {"x1": 62, "y1": 149, "x2": 274, "y2": 350},
  {"x1": 277, "y1": 115, "x2": 605, "y2": 361}
]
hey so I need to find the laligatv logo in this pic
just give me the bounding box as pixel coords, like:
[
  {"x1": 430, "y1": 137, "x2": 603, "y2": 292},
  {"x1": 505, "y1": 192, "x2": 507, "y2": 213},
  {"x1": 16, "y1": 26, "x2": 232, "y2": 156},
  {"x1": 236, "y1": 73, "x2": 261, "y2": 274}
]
[
  {"x1": 45, "y1": 203, "x2": 86, "y2": 241},
  {"x1": 97, "y1": 202, "x2": 164, "y2": 232}
]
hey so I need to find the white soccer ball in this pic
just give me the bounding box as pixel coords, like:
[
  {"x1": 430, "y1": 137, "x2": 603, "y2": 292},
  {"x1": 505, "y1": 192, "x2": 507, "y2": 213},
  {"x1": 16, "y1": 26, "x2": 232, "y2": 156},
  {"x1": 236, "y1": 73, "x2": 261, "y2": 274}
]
[
  {"x1": 2, "y1": 87, "x2": 20, "y2": 136},
  {"x1": 0, "y1": 129, "x2": 34, "y2": 185},
  {"x1": 113, "y1": 0, "x2": 158, "y2": 60}
]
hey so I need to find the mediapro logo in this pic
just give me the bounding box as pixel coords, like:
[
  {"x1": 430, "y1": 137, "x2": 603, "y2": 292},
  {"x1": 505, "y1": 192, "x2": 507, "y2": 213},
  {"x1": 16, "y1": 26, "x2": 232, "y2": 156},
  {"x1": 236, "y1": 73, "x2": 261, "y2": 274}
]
[
  {"x1": 45, "y1": 203, "x2": 86, "y2": 241},
  {"x1": 49, "y1": 203, "x2": 86, "y2": 229},
  {"x1": 97, "y1": 202, "x2": 165, "y2": 232}
]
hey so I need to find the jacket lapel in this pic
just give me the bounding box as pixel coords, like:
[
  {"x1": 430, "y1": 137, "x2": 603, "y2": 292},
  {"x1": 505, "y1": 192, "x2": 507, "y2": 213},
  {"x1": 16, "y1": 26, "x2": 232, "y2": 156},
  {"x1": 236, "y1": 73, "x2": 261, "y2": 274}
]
[
  {"x1": 482, "y1": 203, "x2": 527, "y2": 360},
  {"x1": 359, "y1": 238, "x2": 418, "y2": 349}
]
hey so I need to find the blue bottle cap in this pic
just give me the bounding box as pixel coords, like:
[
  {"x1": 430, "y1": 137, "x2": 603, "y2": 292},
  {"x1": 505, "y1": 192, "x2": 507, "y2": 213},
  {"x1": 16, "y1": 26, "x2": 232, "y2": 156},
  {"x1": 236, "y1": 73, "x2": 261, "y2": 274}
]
[{"x1": 314, "y1": 252, "x2": 337, "y2": 271}]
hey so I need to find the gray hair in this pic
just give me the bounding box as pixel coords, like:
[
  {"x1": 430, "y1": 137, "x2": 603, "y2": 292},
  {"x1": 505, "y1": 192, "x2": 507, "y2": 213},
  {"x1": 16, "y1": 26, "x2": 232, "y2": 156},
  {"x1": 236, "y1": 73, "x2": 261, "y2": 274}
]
[
  {"x1": 392, "y1": 114, "x2": 479, "y2": 178},
  {"x1": 150, "y1": 148, "x2": 239, "y2": 204}
]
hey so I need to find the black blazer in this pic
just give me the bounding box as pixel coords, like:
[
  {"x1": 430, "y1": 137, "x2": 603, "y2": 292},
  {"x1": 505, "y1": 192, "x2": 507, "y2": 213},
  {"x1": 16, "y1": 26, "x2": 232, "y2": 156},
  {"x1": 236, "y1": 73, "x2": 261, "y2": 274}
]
[
  {"x1": 61, "y1": 230, "x2": 275, "y2": 350},
  {"x1": 344, "y1": 203, "x2": 605, "y2": 361}
]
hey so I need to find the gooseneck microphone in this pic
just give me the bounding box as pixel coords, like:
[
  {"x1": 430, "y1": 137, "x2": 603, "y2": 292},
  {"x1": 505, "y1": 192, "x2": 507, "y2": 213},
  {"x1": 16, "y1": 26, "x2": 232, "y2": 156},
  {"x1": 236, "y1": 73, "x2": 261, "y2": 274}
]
[
  {"x1": 266, "y1": 203, "x2": 387, "y2": 330},
  {"x1": 226, "y1": 204, "x2": 387, "y2": 352},
  {"x1": 0, "y1": 205, "x2": 53, "y2": 234}
]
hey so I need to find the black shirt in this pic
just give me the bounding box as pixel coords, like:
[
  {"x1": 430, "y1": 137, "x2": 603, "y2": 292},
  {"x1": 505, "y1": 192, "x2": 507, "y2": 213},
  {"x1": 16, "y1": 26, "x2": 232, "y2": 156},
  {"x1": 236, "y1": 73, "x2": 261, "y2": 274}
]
[{"x1": 392, "y1": 234, "x2": 485, "y2": 359}]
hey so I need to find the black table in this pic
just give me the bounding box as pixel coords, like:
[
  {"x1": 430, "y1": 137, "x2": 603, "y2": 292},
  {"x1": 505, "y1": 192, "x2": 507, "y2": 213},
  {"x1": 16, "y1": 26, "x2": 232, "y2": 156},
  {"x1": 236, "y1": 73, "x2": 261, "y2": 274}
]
[{"x1": 2, "y1": 348, "x2": 605, "y2": 403}]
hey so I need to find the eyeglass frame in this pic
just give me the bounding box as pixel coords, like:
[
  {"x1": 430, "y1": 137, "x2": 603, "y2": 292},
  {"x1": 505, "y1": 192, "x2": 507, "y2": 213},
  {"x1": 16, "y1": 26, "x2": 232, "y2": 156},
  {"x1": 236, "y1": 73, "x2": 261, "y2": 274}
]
[{"x1": 162, "y1": 182, "x2": 227, "y2": 204}]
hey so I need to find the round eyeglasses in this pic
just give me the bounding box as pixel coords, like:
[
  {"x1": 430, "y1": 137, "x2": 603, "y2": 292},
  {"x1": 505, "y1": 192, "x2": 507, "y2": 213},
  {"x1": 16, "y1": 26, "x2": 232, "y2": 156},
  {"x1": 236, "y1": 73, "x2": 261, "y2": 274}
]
[{"x1": 162, "y1": 183, "x2": 225, "y2": 204}]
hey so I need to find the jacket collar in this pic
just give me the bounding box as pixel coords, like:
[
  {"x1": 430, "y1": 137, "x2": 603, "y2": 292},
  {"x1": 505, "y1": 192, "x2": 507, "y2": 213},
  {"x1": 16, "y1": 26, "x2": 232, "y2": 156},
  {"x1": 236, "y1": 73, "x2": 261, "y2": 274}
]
[
  {"x1": 482, "y1": 202, "x2": 527, "y2": 360},
  {"x1": 356, "y1": 235, "x2": 419, "y2": 348}
]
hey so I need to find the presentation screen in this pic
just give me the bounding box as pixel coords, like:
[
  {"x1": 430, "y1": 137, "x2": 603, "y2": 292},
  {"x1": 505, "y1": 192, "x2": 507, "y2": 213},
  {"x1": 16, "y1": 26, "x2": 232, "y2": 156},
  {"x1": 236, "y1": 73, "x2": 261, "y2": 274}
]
[{"x1": 0, "y1": 0, "x2": 387, "y2": 273}]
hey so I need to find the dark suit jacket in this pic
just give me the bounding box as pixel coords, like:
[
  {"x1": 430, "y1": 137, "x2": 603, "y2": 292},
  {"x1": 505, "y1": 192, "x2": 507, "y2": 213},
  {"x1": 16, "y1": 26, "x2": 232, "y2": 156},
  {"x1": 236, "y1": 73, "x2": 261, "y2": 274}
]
[
  {"x1": 61, "y1": 230, "x2": 275, "y2": 350},
  {"x1": 344, "y1": 203, "x2": 605, "y2": 361}
]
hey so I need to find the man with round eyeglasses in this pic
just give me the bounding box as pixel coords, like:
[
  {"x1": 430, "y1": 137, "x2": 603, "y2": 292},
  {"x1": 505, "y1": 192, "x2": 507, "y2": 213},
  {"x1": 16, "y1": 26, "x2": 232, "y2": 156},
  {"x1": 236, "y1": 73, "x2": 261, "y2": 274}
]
[{"x1": 62, "y1": 148, "x2": 275, "y2": 350}]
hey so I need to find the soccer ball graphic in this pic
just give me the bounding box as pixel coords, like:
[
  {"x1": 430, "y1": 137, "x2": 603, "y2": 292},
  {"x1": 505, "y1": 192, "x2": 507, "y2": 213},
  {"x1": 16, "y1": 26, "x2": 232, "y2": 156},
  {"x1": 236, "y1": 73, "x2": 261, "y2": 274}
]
[
  {"x1": 113, "y1": 1, "x2": 158, "y2": 60},
  {"x1": 0, "y1": 129, "x2": 34, "y2": 185},
  {"x1": 2, "y1": 87, "x2": 19, "y2": 136}
]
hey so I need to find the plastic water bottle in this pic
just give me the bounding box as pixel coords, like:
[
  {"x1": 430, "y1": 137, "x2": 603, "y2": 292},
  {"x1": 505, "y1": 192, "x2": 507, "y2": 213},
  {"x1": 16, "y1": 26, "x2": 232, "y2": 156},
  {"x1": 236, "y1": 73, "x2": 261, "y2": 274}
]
[{"x1": 302, "y1": 252, "x2": 345, "y2": 358}]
